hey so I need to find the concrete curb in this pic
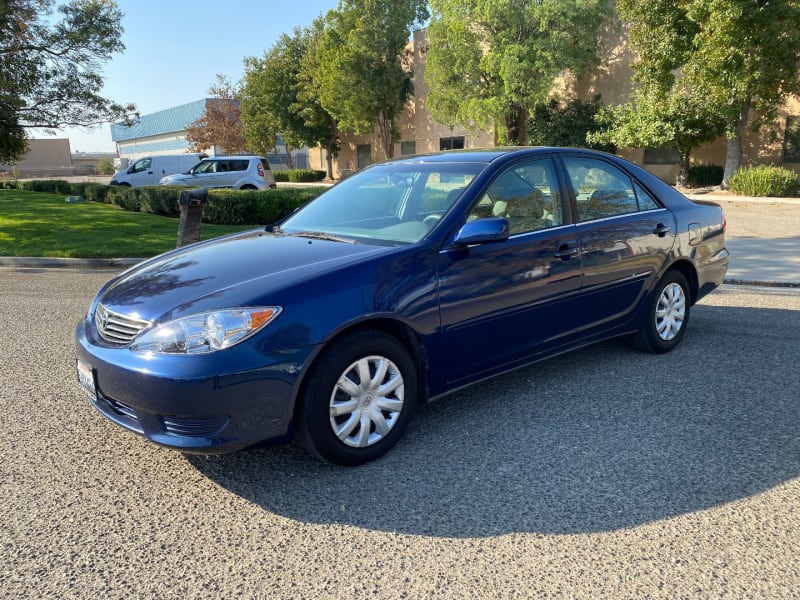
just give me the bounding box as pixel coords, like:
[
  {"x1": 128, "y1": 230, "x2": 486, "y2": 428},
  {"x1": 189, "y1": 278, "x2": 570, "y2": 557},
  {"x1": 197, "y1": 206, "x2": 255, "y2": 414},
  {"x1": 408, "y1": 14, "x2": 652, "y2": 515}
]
[{"x1": 0, "y1": 257, "x2": 144, "y2": 269}]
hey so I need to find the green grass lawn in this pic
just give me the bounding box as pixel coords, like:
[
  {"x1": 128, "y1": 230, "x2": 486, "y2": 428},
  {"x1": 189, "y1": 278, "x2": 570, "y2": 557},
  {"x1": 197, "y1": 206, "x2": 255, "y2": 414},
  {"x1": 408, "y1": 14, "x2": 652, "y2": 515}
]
[{"x1": 0, "y1": 190, "x2": 257, "y2": 258}]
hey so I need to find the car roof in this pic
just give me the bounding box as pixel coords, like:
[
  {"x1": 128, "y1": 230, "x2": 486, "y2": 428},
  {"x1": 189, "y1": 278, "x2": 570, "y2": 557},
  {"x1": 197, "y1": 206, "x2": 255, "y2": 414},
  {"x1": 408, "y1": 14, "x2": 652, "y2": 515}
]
[
  {"x1": 379, "y1": 146, "x2": 620, "y2": 166},
  {"x1": 203, "y1": 155, "x2": 260, "y2": 160}
]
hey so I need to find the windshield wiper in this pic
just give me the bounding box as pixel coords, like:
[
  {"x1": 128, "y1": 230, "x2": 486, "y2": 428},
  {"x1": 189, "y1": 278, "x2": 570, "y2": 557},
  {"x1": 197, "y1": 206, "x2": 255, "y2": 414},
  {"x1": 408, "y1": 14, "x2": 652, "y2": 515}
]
[{"x1": 290, "y1": 231, "x2": 359, "y2": 244}]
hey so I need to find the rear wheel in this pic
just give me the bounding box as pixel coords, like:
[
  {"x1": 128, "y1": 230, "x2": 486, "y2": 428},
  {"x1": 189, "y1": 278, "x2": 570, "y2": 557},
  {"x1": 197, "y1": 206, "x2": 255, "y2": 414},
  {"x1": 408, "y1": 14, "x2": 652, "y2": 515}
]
[
  {"x1": 295, "y1": 330, "x2": 417, "y2": 466},
  {"x1": 240, "y1": 184, "x2": 257, "y2": 190},
  {"x1": 632, "y1": 270, "x2": 691, "y2": 353}
]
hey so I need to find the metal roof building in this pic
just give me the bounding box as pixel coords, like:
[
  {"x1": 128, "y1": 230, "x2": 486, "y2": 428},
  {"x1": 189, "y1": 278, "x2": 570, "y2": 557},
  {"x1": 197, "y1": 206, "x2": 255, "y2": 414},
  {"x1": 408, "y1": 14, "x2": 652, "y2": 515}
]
[
  {"x1": 110, "y1": 99, "x2": 306, "y2": 169},
  {"x1": 110, "y1": 99, "x2": 209, "y2": 159}
]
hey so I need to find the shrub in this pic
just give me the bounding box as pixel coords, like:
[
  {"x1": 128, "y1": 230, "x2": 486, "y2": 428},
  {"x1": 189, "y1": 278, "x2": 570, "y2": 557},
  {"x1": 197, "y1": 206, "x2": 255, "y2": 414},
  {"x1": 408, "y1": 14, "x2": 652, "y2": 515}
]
[
  {"x1": 138, "y1": 186, "x2": 181, "y2": 217},
  {"x1": 729, "y1": 165, "x2": 799, "y2": 197},
  {"x1": 81, "y1": 183, "x2": 111, "y2": 203},
  {"x1": 19, "y1": 179, "x2": 72, "y2": 194},
  {"x1": 202, "y1": 187, "x2": 327, "y2": 225},
  {"x1": 273, "y1": 171, "x2": 289, "y2": 182},
  {"x1": 287, "y1": 169, "x2": 327, "y2": 183},
  {"x1": 106, "y1": 185, "x2": 141, "y2": 211},
  {"x1": 686, "y1": 164, "x2": 724, "y2": 188}
]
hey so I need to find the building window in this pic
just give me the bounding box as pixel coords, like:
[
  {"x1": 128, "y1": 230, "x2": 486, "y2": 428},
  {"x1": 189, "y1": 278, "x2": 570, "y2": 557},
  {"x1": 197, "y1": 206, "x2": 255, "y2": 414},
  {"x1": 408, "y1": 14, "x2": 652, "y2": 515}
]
[
  {"x1": 643, "y1": 147, "x2": 680, "y2": 164},
  {"x1": 783, "y1": 116, "x2": 800, "y2": 162},
  {"x1": 401, "y1": 141, "x2": 416, "y2": 156},
  {"x1": 440, "y1": 136, "x2": 465, "y2": 151},
  {"x1": 356, "y1": 144, "x2": 372, "y2": 169}
]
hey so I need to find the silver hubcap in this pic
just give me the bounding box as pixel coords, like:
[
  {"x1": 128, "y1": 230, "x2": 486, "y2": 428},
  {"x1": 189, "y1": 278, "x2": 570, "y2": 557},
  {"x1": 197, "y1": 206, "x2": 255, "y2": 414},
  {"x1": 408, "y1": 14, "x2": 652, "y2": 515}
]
[
  {"x1": 329, "y1": 355, "x2": 405, "y2": 448},
  {"x1": 655, "y1": 282, "x2": 686, "y2": 341}
]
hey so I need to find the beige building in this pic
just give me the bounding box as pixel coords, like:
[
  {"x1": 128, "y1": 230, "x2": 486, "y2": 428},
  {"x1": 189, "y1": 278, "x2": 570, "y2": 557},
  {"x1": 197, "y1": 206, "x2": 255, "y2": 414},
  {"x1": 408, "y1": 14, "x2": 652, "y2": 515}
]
[
  {"x1": 0, "y1": 138, "x2": 73, "y2": 178},
  {"x1": 0, "y1": 139, "x2": 115, "y2": 179},
  {"x1": 312, "y1": 28, "x2": 800, "y2": 184}
]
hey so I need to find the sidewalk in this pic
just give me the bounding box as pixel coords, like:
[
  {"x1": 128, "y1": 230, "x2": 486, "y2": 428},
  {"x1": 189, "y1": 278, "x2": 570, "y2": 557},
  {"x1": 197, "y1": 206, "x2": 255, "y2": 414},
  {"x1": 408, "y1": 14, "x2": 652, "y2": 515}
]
[{"x1": 686, "y1": 194, "x2": 800, "y2": 287}]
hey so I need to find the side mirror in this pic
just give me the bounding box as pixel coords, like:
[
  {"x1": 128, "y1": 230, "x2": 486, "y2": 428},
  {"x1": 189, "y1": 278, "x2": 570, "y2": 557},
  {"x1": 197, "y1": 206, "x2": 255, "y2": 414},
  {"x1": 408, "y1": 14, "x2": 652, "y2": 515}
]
[{"x1": 452, "y1": 217, "x2": 509, "y2": 246}]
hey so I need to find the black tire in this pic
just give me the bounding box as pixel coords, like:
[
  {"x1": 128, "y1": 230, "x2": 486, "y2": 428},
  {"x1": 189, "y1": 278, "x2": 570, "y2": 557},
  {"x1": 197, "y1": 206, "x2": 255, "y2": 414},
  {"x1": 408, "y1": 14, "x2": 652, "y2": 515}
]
[
  {"x1": 240, "y1": 184, "x2": 257, "y2": 190},
  {"x1": 632, "y1": 270, "x2": 691, "y2": 354},
  {"x1": 294, "y1": 330, "x2": 417, "y2": 466}
]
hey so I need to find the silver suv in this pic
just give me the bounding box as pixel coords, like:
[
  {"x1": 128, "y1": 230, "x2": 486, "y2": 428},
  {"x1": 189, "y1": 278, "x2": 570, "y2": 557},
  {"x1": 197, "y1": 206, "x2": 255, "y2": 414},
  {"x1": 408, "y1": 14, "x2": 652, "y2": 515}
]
[{"x1": 159, "y1": 155, "x2": 276, "y2": 190}]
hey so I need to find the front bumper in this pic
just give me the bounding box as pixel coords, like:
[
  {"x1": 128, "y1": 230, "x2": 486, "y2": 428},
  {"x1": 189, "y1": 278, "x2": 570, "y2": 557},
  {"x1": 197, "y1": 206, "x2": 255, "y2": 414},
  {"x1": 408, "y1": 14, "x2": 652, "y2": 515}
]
[{"x1": 75, "y1": 318, "x2": 317, "y2": 453}]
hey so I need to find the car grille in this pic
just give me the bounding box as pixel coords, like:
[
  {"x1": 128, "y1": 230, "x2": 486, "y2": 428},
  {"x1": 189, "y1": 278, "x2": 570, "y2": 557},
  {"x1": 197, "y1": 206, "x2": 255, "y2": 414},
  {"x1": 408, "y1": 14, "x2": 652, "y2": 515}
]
[{"x1": 95, "y1": 303, "x2": 151, "y2": 344}]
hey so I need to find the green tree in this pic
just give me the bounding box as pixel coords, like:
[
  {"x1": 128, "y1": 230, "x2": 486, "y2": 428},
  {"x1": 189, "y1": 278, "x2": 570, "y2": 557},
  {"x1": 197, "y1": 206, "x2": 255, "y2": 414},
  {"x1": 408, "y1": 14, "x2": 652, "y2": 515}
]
[
  {"x1": 315, "y1": 0, "x2": 429, "y2": 160},
  {"x1": 0, "y1": 0, "x2": 135, "y2": 163},
  {"x1": 425, "y1": 0, "x2": 612, "y2": 145},
  {"x1": 95, "y1": 156, "x2": 115, "y2": 175},
  {"x1": 240, "y1": 18, "x2": 340, "y2": 177},
  {"x1": 591, "y1": 86, "x2": 725, "y2": 186},
  {"x1": 185, "y1": 75, "x2": 248, "y2": 155},
  {"x1": 616, "y1": 0, "x2": 800, "y2": 187},
  {"x1": 528, "y1": 95, "x2": 614, "y2": 152}
]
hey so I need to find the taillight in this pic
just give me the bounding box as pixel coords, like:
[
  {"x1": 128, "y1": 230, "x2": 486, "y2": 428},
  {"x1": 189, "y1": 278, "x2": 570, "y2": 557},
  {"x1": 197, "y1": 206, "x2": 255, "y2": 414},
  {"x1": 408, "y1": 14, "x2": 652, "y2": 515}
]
[
  {"x1": 258, "y1": 163, "x2": 264, "y2": 177},
  {"x1": 721, "y1": 208, "x2": 727, "y2": 231}
]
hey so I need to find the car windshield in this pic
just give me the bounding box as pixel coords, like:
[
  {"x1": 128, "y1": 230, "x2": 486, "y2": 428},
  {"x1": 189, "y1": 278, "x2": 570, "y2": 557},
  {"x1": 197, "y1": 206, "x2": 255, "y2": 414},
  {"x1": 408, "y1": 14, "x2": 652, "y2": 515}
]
[{"x1": 279, "y1": 162, "x2": 482, "y2": 244}]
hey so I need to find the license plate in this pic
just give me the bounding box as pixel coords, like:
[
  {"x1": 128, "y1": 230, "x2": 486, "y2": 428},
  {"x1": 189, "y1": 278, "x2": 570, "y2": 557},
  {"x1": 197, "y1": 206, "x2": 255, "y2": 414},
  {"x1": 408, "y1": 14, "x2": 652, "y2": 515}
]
[{"x1": 76, "y1": 359, "x2": 97, "y2": 403}]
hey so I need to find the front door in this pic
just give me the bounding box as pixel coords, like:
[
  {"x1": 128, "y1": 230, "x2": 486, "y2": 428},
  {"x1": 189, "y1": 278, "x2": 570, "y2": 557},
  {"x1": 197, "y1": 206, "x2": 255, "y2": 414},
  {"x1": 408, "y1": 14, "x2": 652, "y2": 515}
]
[{"x1": 437, "y1": 158, "x2": 583, "y2": 386}]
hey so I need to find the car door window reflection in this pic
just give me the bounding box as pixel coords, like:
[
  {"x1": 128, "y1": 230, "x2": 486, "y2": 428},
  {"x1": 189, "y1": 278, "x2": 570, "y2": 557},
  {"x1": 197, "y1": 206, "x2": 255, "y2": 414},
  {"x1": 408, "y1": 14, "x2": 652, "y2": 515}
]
[{"x1": 468, "y1": 158, "x2": 562, "y2": 234}]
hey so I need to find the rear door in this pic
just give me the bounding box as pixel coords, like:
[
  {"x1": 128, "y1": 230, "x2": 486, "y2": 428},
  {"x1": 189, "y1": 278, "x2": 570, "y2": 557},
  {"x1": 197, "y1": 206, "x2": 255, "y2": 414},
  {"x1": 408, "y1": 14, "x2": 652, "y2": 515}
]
[{"x1": 560, "y1": 155, "x2": 677, "y2": 326}]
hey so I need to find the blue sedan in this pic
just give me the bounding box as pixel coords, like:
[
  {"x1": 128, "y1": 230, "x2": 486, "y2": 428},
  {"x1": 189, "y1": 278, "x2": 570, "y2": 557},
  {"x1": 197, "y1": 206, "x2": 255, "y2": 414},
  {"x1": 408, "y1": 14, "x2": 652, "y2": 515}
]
[{"x1": 76, "y1": 148, "x2": 729, "y2": 465}]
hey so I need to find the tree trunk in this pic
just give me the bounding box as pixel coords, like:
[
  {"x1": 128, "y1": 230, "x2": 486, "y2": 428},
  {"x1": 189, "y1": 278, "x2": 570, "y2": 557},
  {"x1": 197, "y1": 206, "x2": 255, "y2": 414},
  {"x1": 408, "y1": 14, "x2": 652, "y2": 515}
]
[
  {"x1": 504, "y1": 104, "x2": 529, "y2": 146},
  {"x1": 325, "y1": 147, "x2": 334, "y2": 180},
  {"x1": 722, "y1": 98, "x2": 751, "y2": 189},
  {"x1": 677, "y1": 149, "x2": 691, "y2": 187},
  {"x1": 377, "y1": 110, "x2": 394, "y2": 159}
]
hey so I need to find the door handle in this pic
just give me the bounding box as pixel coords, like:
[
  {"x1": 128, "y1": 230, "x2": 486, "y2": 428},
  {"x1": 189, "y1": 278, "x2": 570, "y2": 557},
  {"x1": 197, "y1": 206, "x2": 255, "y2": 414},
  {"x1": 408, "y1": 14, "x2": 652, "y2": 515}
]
[
  {"x1": 653, "y1": 223, "x2": 671, "y2": 236},
  {"x1": 554, "y1": 243, "x2": 580, "y2": 260}
]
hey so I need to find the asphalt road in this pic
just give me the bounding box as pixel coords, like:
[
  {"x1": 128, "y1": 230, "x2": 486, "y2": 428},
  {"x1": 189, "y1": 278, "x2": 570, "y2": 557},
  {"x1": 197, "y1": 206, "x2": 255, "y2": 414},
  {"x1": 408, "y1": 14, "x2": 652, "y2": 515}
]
[{"x1": 1, "y1": 268, "x2": 799, "y2": 599}]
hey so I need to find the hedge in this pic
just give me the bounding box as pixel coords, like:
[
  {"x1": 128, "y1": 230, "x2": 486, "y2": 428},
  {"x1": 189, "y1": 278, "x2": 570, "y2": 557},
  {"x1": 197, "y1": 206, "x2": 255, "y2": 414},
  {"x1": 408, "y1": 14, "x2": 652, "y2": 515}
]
[
  {"x1": 0, "y1": 180, "x2": 328, "y2": 224},
  {"x1": 273, "y1": 169, "x2": 327, "y2": 182}
]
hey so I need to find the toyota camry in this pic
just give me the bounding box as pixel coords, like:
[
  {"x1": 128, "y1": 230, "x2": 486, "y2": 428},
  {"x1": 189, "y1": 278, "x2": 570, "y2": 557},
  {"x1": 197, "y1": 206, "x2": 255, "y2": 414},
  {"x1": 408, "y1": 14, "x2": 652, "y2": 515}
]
[{"x1": 76, "y1": 148, "x2": 729, "y2": 466}]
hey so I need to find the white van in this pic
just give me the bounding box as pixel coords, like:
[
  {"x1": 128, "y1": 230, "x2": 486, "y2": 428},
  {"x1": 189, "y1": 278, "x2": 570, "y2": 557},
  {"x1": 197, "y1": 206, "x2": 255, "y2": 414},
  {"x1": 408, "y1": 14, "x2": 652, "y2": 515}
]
[{"x1": 110, "y1": 153, "x2": 206, "y2": 187}]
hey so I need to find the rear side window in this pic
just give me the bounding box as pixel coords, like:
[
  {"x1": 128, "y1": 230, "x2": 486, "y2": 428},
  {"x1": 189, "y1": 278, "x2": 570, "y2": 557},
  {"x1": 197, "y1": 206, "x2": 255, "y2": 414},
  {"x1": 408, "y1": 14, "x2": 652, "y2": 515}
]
[
  {"x1": 218, "y1": 160, "x2": 248, "y2": 172},
  {"x1": 563, "y1": 157, "x2": 659, "y2": 221}
]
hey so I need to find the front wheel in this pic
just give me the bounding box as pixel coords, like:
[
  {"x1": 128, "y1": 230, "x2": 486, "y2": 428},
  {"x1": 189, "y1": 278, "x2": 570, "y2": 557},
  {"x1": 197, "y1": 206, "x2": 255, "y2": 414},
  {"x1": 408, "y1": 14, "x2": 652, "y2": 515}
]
[
  {"x1": 295, "y1": 330, "x2": 417, "y2": 466},
  {"x1": 632, "y1": 270, "x2": 691, "y2": 354}
]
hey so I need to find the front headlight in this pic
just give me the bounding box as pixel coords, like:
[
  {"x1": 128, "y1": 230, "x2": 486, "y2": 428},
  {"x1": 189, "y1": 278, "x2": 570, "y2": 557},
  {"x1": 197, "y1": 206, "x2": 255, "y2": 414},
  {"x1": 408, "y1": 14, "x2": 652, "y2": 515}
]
[{"x1": 130, "y1": 307, "x2": 281, "y2": 355}]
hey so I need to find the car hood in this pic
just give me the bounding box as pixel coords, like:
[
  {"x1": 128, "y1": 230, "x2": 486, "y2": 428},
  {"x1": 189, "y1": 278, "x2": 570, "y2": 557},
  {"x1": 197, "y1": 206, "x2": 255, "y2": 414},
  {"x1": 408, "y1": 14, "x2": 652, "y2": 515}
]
[{"x1": 97, "y1": 230, "x2": 392, "y2": 322}]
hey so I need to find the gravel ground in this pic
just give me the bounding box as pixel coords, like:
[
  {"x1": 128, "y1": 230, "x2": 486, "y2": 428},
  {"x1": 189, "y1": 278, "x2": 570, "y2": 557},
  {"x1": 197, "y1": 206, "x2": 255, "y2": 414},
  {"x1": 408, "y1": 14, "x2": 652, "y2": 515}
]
[{"x1": 1, "y1": 267, "x2": 798, "y2": 599}]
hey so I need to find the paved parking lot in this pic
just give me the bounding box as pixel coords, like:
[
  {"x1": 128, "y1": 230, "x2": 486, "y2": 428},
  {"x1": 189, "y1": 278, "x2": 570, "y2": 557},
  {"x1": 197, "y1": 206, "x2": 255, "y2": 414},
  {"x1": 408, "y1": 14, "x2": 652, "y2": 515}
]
[{"x1": 1, "y1": 267, "x2": 798, "y2": 599}]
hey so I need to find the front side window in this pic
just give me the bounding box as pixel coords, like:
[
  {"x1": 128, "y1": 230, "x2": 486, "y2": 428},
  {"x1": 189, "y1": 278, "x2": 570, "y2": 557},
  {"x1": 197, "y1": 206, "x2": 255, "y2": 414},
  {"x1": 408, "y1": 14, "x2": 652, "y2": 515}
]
[
  {"x1": 280, "y1": 163, "x2": 481, "y2": 244},
  {"x1": 193, "y1": 160, "x2": 217, "y2": 174},
  {"x1": 564, "y1": 157, "x2": 655, "y2": 221},
  {"x1": 131, "y1": 158, "x2": 151, "y2": 173},
  {"x1": 469, "y1": 158, "x2": 562, "y2": 235}
]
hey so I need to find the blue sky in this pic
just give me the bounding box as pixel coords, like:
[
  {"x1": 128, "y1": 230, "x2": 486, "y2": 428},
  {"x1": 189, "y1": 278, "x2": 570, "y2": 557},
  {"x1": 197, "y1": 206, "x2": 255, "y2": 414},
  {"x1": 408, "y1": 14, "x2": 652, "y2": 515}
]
[{"x1": 44, "y1": 0, "x2": 339, "y2": 153}]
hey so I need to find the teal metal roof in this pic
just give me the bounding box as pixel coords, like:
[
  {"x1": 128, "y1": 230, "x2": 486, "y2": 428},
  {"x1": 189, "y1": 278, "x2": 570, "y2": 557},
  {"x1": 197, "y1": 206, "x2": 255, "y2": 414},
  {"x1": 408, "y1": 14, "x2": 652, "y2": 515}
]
[{"x1": 111, "y1": 99, "x2": 209, "y2": 142}]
